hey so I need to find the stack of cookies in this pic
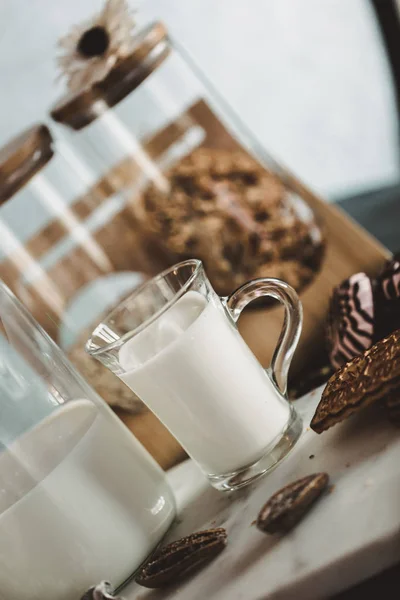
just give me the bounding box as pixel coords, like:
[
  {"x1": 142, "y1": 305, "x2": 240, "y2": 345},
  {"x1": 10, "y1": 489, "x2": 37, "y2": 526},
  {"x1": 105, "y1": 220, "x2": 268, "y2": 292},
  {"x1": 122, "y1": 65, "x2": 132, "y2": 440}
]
[{"x1": 133, "y1": 148, "x2": 325, "y2": 296}]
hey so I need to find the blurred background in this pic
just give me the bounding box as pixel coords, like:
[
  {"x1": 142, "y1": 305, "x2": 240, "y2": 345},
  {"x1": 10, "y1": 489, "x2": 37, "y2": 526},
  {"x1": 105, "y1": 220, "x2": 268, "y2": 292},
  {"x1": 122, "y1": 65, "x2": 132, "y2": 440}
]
[{"x1": 0, "y1": 0, "x2": 399, "y2": 203}]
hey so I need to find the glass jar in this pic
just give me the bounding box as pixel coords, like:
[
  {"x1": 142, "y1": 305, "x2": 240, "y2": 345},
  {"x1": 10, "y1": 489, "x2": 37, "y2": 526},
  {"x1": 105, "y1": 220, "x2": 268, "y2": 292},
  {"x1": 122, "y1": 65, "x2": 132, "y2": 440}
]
[
  {"x1": 0, "y1": 124, "x2": 151, "y2": 413},
  {"x1": 0, "y1": 281, "x2": 175, "y2": 600},
  {"x1": 50, "y1": 21, "x2": 325, "y2": 299}
]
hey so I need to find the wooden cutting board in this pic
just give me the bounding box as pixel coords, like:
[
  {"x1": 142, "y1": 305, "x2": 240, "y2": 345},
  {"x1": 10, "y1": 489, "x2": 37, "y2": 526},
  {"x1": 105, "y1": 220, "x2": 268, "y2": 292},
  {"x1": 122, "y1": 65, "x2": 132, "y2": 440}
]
[
  {"x1": 114, "y1": 188, "x2": 388, "y2": 471},
  {"x1": 111, "y1": 102, "x2": 389, "y2": 469},
  {"x1": 1, "y1": 102, "x2": 389, "y2": 472}
]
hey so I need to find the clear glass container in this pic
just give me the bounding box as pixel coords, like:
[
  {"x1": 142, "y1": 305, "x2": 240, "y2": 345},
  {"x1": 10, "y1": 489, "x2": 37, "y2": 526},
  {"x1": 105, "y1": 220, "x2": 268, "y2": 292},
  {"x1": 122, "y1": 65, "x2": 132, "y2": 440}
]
[
  {"x1": 0, "y1": 124, "x2": 150, "y2": 412},
  {"x1": 0, "y1": 281, "x2": 175, "y2": 600},
  {"x1": 50, "y1": 21, "x2": 325, "y2": 298}
]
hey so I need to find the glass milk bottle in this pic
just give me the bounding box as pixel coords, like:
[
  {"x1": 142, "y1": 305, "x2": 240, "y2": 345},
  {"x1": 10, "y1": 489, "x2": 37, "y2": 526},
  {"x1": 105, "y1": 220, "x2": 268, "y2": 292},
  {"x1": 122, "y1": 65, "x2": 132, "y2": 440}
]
[{"x1": 0, "y1": 281, "x2": 175, "y2": 600}]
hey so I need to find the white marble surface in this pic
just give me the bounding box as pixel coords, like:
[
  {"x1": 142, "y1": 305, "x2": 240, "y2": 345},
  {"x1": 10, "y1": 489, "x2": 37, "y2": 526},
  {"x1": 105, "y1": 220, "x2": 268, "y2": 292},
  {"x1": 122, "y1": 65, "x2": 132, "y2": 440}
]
[
  {"x1": 0, "y1": 0, "x2": 398, "y2": 199},
  {"x1": 125, "y1": 387, "x2": 400, "y2": 599}
]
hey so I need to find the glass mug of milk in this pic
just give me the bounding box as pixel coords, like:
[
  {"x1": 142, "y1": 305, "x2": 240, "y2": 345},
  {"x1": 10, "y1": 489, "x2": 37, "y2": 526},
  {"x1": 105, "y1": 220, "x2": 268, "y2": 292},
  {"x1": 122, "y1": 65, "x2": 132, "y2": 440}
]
[
  {"x1": 0, "y1": 282, "x2": 175, "y2": 600},
  {"x1": 87, "y1": 259, "x2": 303, "y2": 491}
]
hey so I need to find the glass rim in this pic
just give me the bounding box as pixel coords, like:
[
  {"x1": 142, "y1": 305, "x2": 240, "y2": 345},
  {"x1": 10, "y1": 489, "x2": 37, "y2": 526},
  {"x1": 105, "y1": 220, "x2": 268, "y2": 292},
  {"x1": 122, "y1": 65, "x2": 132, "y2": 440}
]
[{"x1": 85, "y1": 259, "x2": 203, "y2": 358}]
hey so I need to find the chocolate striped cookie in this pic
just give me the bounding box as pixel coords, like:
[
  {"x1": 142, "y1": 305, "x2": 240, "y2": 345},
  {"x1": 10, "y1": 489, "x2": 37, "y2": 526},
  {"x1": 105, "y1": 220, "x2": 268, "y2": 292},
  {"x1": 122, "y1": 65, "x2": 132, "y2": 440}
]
[
  {"x1": 375, "y1": 253, "x2": 400, "y2": 341},
  {"x1": 326, "y1": 272, "x2": 375, "y2": 370},
  {"x1": 379, "y1": 253, "x2": 400, "y2": 301},
  {"x1": 311, "y1": 329, "x2": 400, "y2": 433}
]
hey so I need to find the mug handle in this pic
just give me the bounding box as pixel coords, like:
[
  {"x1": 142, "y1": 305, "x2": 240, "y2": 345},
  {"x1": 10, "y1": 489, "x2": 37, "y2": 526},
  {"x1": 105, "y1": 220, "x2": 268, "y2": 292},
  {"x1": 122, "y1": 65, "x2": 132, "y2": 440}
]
[{"x1": 225, "y1": 278, "x2": 303, "y2": 397}]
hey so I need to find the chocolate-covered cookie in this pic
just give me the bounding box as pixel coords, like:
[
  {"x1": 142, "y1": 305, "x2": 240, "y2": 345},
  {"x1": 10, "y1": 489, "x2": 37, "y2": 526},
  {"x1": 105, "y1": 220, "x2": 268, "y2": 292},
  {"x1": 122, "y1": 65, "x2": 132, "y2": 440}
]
[
  {"x1": 378, "y1": 253, "x2": 400, "y2": 301},
  {"x1": 134, "y1": 148, "x2": 324, "y2": 296},
  {"x1": 326, "y1": 272, "x2": 375, "y2": 369},
  {"x1": 135, "y1": 528, "x2": 227, "y2": 588},
  {"x1": 375, "y1": 253, "x2": 400, "y2": 341},
  {"x1": 256, "y1": 473, "x2": 329, "y2": 533},
  {"x1": 311, "y1": 329, "x2": 400, "y2": 433}
]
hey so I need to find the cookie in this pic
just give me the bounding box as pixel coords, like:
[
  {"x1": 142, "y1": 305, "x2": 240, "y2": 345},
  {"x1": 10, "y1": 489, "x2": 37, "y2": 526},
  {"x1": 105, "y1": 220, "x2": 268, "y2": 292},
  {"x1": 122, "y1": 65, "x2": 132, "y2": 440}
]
[
  {"x1": 311, "y1": 329, "x2": 400, "y2": 433},
  {"x1": 134, "y1": 148, "x2": 324, "y2": 296},
  {"x1": 378, "y1": 253, "x2": 400, "y2": 301},
  {"x1": 256, "y1": 473, "x2": 329, "y2": 534},
  {"x1": 375, "y1": 253, "x2": 400, "y2": 341},
  {"x1": 326, "y1": 272, "x2": 375, "y2": 369},
  {"x1": 135, "y1": 529, "x2": 227, "y2": 588}
]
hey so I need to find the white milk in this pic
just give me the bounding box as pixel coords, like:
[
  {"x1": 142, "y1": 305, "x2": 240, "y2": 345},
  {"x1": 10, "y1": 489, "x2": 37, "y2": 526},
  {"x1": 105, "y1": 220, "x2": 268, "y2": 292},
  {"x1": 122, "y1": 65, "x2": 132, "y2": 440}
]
[
  {"x1": 120, "y1": 291, "x2": 290, "y2": 475},
  {"x1": 0, "y1": 399, "x2": 175, "y2": 600}
]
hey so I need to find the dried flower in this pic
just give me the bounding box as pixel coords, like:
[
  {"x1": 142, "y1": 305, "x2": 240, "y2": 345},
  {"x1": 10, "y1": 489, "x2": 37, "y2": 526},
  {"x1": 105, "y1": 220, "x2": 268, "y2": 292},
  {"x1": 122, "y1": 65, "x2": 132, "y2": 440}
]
[{"x1": 57, "y1": 0, "x2": 136, "y2": 92}]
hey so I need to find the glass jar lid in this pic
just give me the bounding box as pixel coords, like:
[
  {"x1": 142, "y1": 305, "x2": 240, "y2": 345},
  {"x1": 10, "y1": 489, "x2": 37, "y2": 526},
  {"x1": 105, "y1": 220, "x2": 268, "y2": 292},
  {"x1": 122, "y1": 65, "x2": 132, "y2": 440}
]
[
  {"x1": 0, "y1": 125, "x2": 53, "y2": 204},
  {"x1": 51, "y1": 21, "x2": 169, "y2": 131}
]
